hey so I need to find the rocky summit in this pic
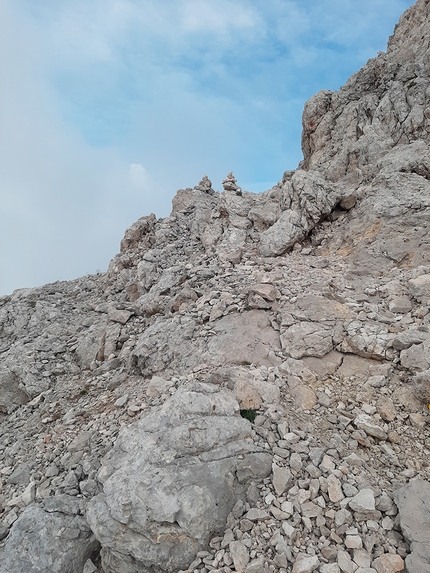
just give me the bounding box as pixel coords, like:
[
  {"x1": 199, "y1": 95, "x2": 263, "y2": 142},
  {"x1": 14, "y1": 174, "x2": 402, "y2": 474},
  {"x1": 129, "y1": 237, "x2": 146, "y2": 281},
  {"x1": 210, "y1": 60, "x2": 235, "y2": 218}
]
[{"x1": 1, "y1": 1, "x2": 430, "y2": 572}]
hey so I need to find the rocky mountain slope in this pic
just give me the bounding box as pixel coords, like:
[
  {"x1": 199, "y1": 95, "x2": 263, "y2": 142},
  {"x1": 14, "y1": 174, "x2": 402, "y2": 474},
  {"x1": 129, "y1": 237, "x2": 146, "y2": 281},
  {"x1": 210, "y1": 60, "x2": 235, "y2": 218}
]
[{"x1": 1, "y1": 1, "x2": 430, "y2": 572}]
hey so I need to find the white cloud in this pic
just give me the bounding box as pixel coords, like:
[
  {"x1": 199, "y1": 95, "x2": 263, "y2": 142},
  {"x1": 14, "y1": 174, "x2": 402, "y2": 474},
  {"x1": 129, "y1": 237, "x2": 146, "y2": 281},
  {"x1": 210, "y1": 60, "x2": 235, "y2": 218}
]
[
  {"x1": 129, "y1": 163, "x2": 149, "y2": 189},
  {"x1": 181, "y1": 0, "x2": 259, "y2": 33}
]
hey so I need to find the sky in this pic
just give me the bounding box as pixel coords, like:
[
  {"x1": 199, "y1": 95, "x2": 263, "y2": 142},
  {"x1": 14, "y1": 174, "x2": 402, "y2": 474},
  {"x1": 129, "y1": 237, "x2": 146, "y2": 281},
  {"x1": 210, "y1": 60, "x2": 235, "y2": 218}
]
[{"x1": 0, "y1": 0, "x2": 415, "y2": 295}]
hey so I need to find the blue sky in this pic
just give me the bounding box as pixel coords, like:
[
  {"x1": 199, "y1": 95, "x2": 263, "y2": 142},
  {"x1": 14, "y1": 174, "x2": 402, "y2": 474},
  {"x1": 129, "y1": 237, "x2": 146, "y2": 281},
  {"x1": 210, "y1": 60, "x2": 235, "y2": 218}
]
[{"x1": 0, "y1": 0, "x2": 415, "y2": 295}]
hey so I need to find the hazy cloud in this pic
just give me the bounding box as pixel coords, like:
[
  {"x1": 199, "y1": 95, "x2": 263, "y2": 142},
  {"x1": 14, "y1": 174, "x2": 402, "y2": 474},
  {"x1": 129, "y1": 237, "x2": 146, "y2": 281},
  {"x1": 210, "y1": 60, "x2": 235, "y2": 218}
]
[{"x1": 130, "y1": 164, "x2": 149, "y2": 189}]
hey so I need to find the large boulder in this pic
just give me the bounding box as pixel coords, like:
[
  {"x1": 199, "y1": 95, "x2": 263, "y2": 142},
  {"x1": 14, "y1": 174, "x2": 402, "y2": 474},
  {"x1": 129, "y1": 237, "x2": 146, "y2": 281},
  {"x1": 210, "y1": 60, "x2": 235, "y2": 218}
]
[
  {"x1": 259, "y1": 209, "x2": 304, "y2": 256},
  {"x1": 0, "y1": 496, "x2": 98, "y2": 573},
  {"x1": 0, "y1": 368, "x2": 29, "y2": 414},
  {"x1": 87, "y1": 383, "x2": 272, "y2": 573}
]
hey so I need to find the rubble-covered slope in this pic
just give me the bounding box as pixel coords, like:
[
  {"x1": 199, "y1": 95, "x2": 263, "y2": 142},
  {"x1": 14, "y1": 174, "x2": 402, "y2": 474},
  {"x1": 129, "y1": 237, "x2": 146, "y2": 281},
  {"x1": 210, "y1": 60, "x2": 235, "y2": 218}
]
[{"x1": 1, "y1": 1, "x2": 430, "y2": 572}]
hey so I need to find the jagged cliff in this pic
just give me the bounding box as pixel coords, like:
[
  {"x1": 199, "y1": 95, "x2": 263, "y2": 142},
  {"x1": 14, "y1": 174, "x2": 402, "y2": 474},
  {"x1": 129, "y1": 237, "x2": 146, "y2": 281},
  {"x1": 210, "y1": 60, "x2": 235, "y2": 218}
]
[{"x1": 0, "y1": 1, "x2": 430, "y2": 572}]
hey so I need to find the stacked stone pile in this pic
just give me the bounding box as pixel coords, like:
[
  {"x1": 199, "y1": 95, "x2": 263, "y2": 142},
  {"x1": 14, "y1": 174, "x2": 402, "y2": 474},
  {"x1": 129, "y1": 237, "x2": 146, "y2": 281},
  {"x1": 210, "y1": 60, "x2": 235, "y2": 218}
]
[{"x1": 1, "y1": 0, "x2": 430, "y2": 571}]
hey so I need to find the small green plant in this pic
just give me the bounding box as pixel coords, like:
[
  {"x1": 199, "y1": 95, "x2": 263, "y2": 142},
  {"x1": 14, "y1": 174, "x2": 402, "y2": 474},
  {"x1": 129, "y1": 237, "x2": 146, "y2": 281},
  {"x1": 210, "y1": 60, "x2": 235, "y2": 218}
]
[
  {"x1": 239, "y1": 360, "x2": 251, "y2": 366},
  {"x1": 240, "y1": 409, "x2": 257, "y2": 423},
  {"x1": 408, "y1": 80, "x2": 417, "y2": 89}
]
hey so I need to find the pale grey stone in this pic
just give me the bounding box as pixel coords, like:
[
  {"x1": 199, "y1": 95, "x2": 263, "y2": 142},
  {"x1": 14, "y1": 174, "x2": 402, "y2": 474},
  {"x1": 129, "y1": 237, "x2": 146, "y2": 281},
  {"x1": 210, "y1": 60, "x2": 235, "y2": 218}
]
[
  {"x1": 83, "y1": 559, "x2": 98, "y2": 573},
  {"x1": 43, "y1": 494, "x2": 85, "y2": 516},
  {"x1": 290, "y1": 452, "x2": 303, "y2": 473},
  {"x1": 205, "y1": 311, "x2": 282, "y2": 368},
  {"x1": 0, "y1": 368, "x2": 29, "y2": 413},
  {"x1": 349, "y1": 489, "x2": 376, "y2": 513},
  {"x1": 335, "y1": 508, "x2": 352, "y2": 527},
  {"x1": 327, "y1": 474, "x2": 344, "y2": 503},
  {"x1": 259, "y1": 210, "x2": 303, "y2": 257},
  {"x1": 409, "y1": 274, "x2": 430, "y2": 303},
  {"x1": 272, "y1": 464, "x2": 293, "y2": 496},
  {"x1": 75, "y1": 323, "x2": 105, "y2": 368},
  {"x1": 244, "y1": 508, "x2": 270, "y2": 521},
  {"x1": 282, "y1": 521, "x2": 296, "y2": 539},
  {"x1": 353, "y1": 550, "x2": 371, "y2": 569},
  {"x1": 288, "y1": 382, "x2": 317, "y2": 410},
  {"x1": 388, "y1": 296, "x2": 412, "y2": 313},
  {"x1": 321, "y1": 565, "x2": 341, "y2": 573},
  {"x1": 376, "y1": 492, "x2": 396, "y2": 514},
  {"x1": 245, "y1": 556, "x2": 271, "y2": 573},
  {"x1": 412, "y1": 369, "x2": 430, "y2": 404},
  {"x1": 7, "y1": 463, "x2": 31, "y2": 486},
  {"x1": 0, "y1": 505, "x2": 98, "y2": 573},
  {"x1": 68, "y1": 431, "x2": 93, "y2": 453},
  {"x1": 21, "y1": 482, "x2": 36, "y2": 506},
  {"x1": 345, "y1": 535, "x2": 363, "y2": 549},
  {"x1": 300, "y1": 501, "x2": 322, "y2": 518},
  {"x1": 392, "y1": 329, "x2": 428, "y2": 350},
  {"x1": 108, "y1": 306, "x2": 133, "y2": 324},
  {"x1": 400, "y1": 339, "x2": 430, "y2": 371},
  {"x1": 338, "y1": 550, "x2": 354, "y2": 573},
  {"x1": 113, "y1": 394, "x2": 128, "y2": 407},
  {"x1": 292, "y1": 553, "x2": 320, "y2": 573},
  {"x1": 0, "y1": 524, "x2": 9, "y2": 541},
  {"x1": 146, "y1": 375, "x2": 173, "y2": 397},
  {"x1": 249, "y1": 283, "x2": 278, "y2": 302},
  {"x1": 354, "y1": 414, "x2": 387, "y2": 441},
  {"x1": 229, "y1": 540, "x2": 250, "y2": 572}
]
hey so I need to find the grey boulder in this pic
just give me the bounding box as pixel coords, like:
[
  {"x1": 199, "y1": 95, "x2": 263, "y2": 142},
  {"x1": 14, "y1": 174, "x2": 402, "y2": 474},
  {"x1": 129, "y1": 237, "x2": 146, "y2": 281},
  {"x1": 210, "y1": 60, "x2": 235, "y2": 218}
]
[
  {"x1": 0, "y1": 368, "x2": 29, "y2": 414},
  {"x1": 87, "y1": 382, "x2": 272, "y2": 573},
  {"x1": 0, "y1": 496, "x2": 98, "y2": 573}
]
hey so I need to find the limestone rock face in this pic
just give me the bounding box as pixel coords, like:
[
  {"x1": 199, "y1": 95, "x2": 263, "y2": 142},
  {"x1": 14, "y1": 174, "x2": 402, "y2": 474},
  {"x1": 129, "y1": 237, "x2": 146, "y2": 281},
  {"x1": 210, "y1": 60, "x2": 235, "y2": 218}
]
[
  {"x1": 301, "y1": 0, "x2": 430, "y2": 179},
  {"x1": 86, "y1": 383, "x2": 272, "y2": 573}
]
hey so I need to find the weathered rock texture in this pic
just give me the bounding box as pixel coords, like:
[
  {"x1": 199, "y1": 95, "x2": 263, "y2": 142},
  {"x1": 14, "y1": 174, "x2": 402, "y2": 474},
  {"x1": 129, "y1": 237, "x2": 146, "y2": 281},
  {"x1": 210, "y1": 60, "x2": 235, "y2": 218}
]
[{"x1": 1, "y1": 1, "x2": 430, "y2": 572}]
